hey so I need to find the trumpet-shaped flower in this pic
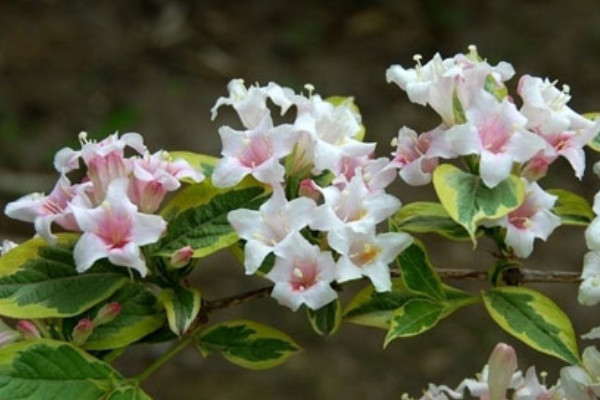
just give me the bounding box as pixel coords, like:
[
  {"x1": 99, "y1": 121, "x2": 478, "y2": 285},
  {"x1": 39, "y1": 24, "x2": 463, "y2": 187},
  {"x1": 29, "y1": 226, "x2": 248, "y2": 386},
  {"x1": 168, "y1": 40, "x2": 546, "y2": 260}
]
[
  {"x1": 54, "y1": 132, "x2": 146, "y2": 173},
  {"x1": 266, "y1": 232, "x2": 337, "y2": 311},
  {"x1": 488, "y1": 181, "x2": 560, "y2": 258},
  {"x1": 211, "y1": 79, "x2": 294, "y2": 129},
  {"x1": 444, "y1": 90, "x2": 546, "y2": 188},
  {"x1": 518, "y1": 75, "x2": 595, "y2": 135},
  {"x1": 327, "y1": 227, "x2": 412, "y2": 291},
  {"x1": 389, "y1": 126, "x2": 443, "y2": 186},
  {"x1": 212, "y1": 116, "x2": 297, "y2": 187},
  {"x1": 293, "y1": 94, "x2": 375, "y2": 175},
  {"x1": 578, "y1": 251, "x2": 600, "y2": 306},
  {"x1": 310, "y1": 173, "x2": 401, "y2": 233},
  {"x1": 387, "y1": 47, "x2": 514, "y2": 125},
  {"x1": 129, "y1": 151, "x2": 204, "y2": 212},
  {"x1": 4, "y1": 174, "x2": 90, "y2": 242},
  {"x1": 71, "y1": 178, "x2": 166, "y2": 276},
  {"x1": 227, "y1": 185, "x2": 316, "y2": 274}
]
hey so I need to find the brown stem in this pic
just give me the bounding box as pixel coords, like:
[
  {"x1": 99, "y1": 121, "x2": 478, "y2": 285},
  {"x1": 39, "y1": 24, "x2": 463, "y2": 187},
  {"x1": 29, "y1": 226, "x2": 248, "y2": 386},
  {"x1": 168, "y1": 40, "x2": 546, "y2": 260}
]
[{"x1": 200, "y1": 268, "x2": 582, "y2": 317}]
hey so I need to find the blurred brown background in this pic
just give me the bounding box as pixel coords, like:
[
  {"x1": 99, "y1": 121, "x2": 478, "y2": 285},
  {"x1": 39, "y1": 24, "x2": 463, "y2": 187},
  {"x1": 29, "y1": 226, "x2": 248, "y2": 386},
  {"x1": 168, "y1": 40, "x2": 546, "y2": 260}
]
[{"x1": 1, "y1": 1, "x2": 600, "y2": 399}]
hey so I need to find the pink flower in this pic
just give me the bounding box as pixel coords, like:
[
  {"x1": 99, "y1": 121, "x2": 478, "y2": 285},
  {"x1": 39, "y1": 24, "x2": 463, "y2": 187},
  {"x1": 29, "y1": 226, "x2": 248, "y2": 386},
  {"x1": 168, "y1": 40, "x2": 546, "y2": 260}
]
[
  {"x1": 71, "y1": 179, "x2": 166, "y2": 276},
  {"x1": 389, "y1": 127, "x2": 442, "y2": 186},
  {"x1": 129, "y1": 151, "x2": 204, "y2": 213},
  {"x1": 212, "y1": 116, "x2": 297, "y2": 187},
  {"x1": 266, "y1": 232, "x2": 337, "y2": 311},
  {"x1": 327, "y1": 227, "x2": 412, "y2": 292},
  {"x1": 310, "y1": 173, "x2": 401, "y2": 234},
  {"x1": 227, "y1": 185, "x2": 316, "y2": 274},
  {"x1": 444, "y1": 90, "x2": 545, "y2": 188},
  {"x1": 4, "y1": 174, "x2": 90, "y2": 242},
  {"x1": 488, "y1": 181, "x2": 561, "y2": 258}
]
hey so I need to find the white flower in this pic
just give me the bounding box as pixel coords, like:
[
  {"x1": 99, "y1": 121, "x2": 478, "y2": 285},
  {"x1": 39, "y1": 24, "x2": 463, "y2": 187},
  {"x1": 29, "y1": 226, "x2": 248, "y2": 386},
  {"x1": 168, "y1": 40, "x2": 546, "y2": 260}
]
[
  {"x1": 211, "y1": 79, "x2": 294, "y2": 129},
  {"x1": 389, "y1": 126, "x2": 442, "y2": 186},
  {"x1": 212, "y1": 116, "x2": 297, "y2": 187},
  {"x1": 293, "y1": 94, "x2": 374, "y2": 175},
  {"x1": 266, "y1": 232, "x2": 337, "y2": 311},
  {"x1": 71, "y1": 179, "x2": 166, "y2": 276},
  {"x1": 4, "y1": 174, "x2": 91, "y2": 243},
  {"x1": 488, "y1": 181, "x2": 561, "y2": 258},
  {"x1": 328, "y1": 227, "x2": 412, "y2": 291},
  {"x1": 444, "y1": 90, "x2": 546, "y2": 188},
  {"x1": 227, "y1": 185, "x2": 316, "y2": 274},
  {"x1": 578, "y1": 251, "x2": 600, "y2": 306},
  {"x1": 310, "y1": 173, "x2": 401, "y2": 233}
]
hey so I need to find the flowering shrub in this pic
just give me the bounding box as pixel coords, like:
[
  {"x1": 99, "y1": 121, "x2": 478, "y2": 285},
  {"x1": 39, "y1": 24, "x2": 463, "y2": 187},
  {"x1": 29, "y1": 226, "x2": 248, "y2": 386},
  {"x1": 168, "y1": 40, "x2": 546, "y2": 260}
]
[{"x1": 1, "y1": 45, "x2": 600, "y2": 399}]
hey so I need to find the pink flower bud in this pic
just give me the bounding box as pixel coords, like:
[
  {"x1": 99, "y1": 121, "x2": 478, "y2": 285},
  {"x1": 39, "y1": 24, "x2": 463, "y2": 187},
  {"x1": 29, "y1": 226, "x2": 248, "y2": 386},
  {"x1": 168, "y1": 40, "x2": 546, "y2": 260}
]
[
  {"x1": 487, "y1": 343, "x2": 518, "y2": 400},
  {"x1": 72, "y1": 318, "x2": 95, "y2": 346},
  {"x1": 170, "y1": 246, "x2": 194, "y2": 269},
  {"x1": 16, "y1": 320, "x2": 42, "y2": 340},
  {"x1": 298, "y1": 179, "x2": 321, "y2": 201},
  {"x1": 93, "y1": 302, "x2": 122, "y2": 326},
  {"x1": 0, "y1": 319, "x2": 21, "y2": 348}
]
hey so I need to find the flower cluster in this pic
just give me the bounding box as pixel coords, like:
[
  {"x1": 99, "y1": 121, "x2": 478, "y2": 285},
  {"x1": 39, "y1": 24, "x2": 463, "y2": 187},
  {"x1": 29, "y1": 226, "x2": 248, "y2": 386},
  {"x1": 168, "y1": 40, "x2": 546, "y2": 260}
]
[
  {"x1": 212, "y1": 79, "x2": 412, "y2": 311},
  {"x1": 413, "y1": 342, "x2": 600, "y2": 400},
  {"x1": 386, "y1": 46, "x2": 598, "y2": 258},
  {"x1": 4, "y1": 132, "x2": 204, "y2": 276}
]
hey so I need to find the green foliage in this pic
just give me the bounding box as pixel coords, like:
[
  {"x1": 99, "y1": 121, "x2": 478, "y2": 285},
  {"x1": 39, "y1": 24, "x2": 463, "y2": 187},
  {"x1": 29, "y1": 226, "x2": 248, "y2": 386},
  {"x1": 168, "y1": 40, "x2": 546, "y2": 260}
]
[
  {"x1": 548, "y1": 188, "x2": 594, "y2": 226},
  {"x1": 396, "y1": 240, "x2": 445, "y2": 301},
  {"x1": 196, "y1": 320, "x2": 301, "y2": 370},
  {"x1": 390, "y1": 201, "x2": 472, "y2": 241},
  {"x1": 307, "y1": 298, "x2": 342, "y2": 336},
  {"x1": 433, "y1": 164, "x2": 525, "y2": 242},
  {"x1": 0, "y1": 339, "x2": 151, "y2": 400},
  {"x1": 384, "y1": 300, "x2": 445, "y2": 347},
  {"x1": 167, "y1": 151, "x2": 218, "y2": 179},
  {"x1": 482, "y1": 286, "x2": 580, "y2": 365},
  {"x1": 160, "y1": 286, "x2": 202, "y2": 337},
  {"x1": 152, "y1": 178, "x2": 270, "y2": 258},
  {"x1": 0, "y1": 234, "x2": 128, "y2": 319},
  {"x1": 78, "y1": 283, "x2": 165, "y2": 350}
]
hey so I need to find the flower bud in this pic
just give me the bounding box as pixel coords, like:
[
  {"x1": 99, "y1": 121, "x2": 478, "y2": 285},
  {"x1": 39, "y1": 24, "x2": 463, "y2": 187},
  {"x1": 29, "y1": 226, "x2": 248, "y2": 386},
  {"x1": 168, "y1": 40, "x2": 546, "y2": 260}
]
[
  {"x1": 0, "y1": 319, "x2": 21, "y2": 348},
  {"x1": 298, "y1": 179, "x2": 321, "y2": 201},
  {"x1": 170, "y1": 246, "x2": 194, "y2": 269},
  {"x1": 72, "y1": 318, "x2": 94, "y2": 346},
  {"x1": 16, "y1": 320, "x2": 42, "y2": 340},
  {"x1": 93, "y1": 302, "x2": 122, "y2": 326},
  {"x1": 487, "y1": 342, "x2": 517, "y2": 400}
]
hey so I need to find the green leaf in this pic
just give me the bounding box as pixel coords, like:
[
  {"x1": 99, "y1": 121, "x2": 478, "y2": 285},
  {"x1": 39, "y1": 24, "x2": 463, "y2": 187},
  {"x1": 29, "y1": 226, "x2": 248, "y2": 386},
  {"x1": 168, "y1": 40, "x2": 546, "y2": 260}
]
[
  {"x1": 452, "y1": 89, "x2": 467, "y2": 124},
  {"x1": 391, "y1": 201, "x2": 472, "y2": 241},
  {"x1": 384, "y1": 300, "x2": 445, "y2": 347},
  {"x1": 396, "y1": 240, "x2": 445, "y2": 301},
  {"x1": 583, "y1": 112, "x2": 600, "y2": 152},
  {"x1": 168, "y1": 151, "x2": 218, "y2": 179},
  {"x1": 307, "y1": 298, "x2": 341, "y2": 336},
  {"x1": 482, "y1": 286, "x2": 580, "y2": 365},
  {"x1": 433, "y1": 164, "x2": 525, "y2": 241},
  {"x1": 153, "y1": 178, "x2": 270, "y2": 258},
  {"x1": 344, "y1": 279, "x2": 422, "y2": 329},
  {"x1": 0, "y1": 339, "x2": 151, "y2": 400},
  {"x1": 160, "y1": 286, "x2": 201, "y2": 337},
  {"x1": 0, "y1": 235, "x2": 128, "y2": 319},
  {"x1": 344, "y1": 279, "x2": 478, "y2": 330},
  {"x1": 196, "y1": 320, "x2": 301, "y2": 370},
  {"x1": 548, "y1": 188, "x2": 594, "y2": 226},
  {"x1": 484, "y1": 74, "x2": 508, "y2": 101},
  {"x1": 106, "y1": 387, "x2": 153, "y2": 400},
  {"x1": 81, "y1": 283, "x2": 165, "y2": 350}
]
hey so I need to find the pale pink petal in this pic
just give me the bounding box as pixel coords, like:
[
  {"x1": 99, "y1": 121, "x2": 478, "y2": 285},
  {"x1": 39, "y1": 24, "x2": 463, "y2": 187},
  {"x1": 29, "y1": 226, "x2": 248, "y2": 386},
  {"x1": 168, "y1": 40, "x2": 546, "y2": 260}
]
[
  {"x1": 243, "y1": 240, "x2": 273, "y2": 275},
  {"x1": 131, "y1": 213, "x2": 167, "y2": 245},
  {"x1": 302, "y1": 281, "x2": 338, "y2": 310},
  {"x1": 479, "y1": 150, "x2": 513, "y2": 188},
  {"x1": 107, "y1": 242, "x2": 147, "y2": 277},
  {"x1": 505, "y1": 225, "x2": 536, "y2": 258},
  {"x1": 445, "y1": 123, "x2": 481, "y2": 155},
  {"x1": 251, "y1": 158, "x2": 285, "y2": 185},
  {"x1": 211, "y1": 157, "x2": 250, "y2": 188},
  {"x1": 73, "y1": 233, "x2": 109, "y2": 272},
  {"x1": 505, "y1": 130, "x2": 547, "y2": 163}
]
